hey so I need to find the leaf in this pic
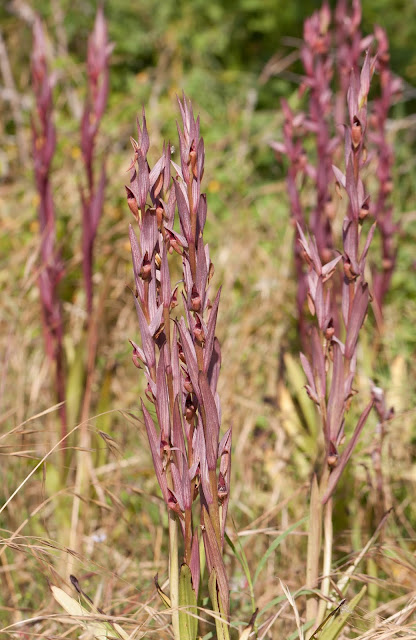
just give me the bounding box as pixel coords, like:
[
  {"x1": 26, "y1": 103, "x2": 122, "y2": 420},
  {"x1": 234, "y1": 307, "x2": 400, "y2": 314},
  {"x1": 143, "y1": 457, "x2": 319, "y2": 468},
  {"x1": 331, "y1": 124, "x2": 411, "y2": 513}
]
[
  {"x1": 225, "y1": 530, "x2": 254, "y2": 606},
  {"x1": 51, "y1": 586, "x2": 129, "y2": 640},
  {"x1": 208, "y1": 570, "x2": 230, "y2": 640},
  {"x1": 178, "y1": 564, "x2": 198, "y2": 640},
  {"x1": 198, "y1": 370, "x2": 220, "y2": 470},
  {"x1": 306, "y1": 475, "x2": 322, "y2": 626},
  {"x1": 253, "y1": 516, "x2": 307, "y2": 586},
  {"x1": 318, "y1": 587, "x2": 366, "y2": 640},
  {"x1": 238, "y1": 609, "x2": 258, "y2": 640}
]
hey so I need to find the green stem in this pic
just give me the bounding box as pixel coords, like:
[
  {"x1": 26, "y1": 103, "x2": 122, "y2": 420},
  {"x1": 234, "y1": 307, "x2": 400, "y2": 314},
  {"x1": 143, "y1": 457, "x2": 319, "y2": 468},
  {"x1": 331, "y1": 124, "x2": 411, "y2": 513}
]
[
  {"x1": 168, "y1": 510, "x2": 180, "y2": 640},
  {"x1": 316, "y1": 495, "x2": 333, "y2": 627}
]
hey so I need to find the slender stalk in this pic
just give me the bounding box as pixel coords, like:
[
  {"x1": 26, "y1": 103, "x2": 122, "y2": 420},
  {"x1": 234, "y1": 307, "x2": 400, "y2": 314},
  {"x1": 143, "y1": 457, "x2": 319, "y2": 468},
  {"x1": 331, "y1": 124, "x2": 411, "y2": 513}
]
[
  {"x1": 168, "y1": 511, "x2": 180, "y2": 640},
  {"x1": 316, "y1": 496, "x2": 333, "y2": 627}
]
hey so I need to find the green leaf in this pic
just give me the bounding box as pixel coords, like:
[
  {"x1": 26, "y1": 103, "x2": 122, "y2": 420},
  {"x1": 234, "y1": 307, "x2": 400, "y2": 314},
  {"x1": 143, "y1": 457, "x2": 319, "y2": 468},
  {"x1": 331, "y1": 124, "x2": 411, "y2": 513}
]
[
  {"x1": 225, "y1": 529, "x2": 255, "y2": 609},
  {"x1": 208, "y1": 570, "x2": 230, "y2": 640},
  {"x1": 318, "y1": 587, "x2": 366, "y2": 640},
  {"x1": 253, "y1": 516, "x2": 308, "y2": 586},
  {"x1": 178, "y1": 564, "x2": 198, "y2": 640}
]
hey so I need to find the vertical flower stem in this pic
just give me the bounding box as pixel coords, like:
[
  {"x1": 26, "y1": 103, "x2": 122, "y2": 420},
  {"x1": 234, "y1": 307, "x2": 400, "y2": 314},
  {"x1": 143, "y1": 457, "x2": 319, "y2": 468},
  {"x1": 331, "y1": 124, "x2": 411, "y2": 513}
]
[
  {"x1": 317, "y1": 495, "x2": 334, "y2": 628},
  {"x1": 168, "y1": 510, "x2": 180, "y2": 640}
]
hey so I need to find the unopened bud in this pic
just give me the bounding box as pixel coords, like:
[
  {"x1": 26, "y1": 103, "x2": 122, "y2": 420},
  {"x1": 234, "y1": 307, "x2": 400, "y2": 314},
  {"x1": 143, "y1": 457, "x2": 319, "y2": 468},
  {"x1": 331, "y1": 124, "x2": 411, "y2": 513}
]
[
  {"x1": 194, "y1": 325, "x2": 205, "y2": 346},
  {"x1": 156, "y1": 206, "x2": 164, "y2": 229},
  {"x1": 191, "y1": 286, "x2": 201, "y2": 312},
  {"x1": 217, "y1": 473, "x2": 227, "y2": 503},
  {"x1": 190, "y1": 149, "x2": 197, "y2": 178},
  {"x1": 351, "y1": 117, "x2": 362, "y2": 149},
  {"x1": 327, "y1": 441, "x2": 338, "y2": 468},
  {"x1": 140, "y1": 261, "x2": 151, "y2": 280},
  {"x1": 125, "y1": 186, "x2": 139, "y2": 221},
  {"x1": 153, "y1": 172, "x2": 164, "y2": 199},
  {"x1": 324, "y1": 321, "x2": 335, "y2": 340},
  {"x1": 359, "y1": 204, "x2": 370, "y2": 221},
  {"x1": 327, "y1": 453, "x2": 339, "y2": 468},
  {"x1": 185, "y1": 395, "x2": 196, "y2": 422},
  {"x1": 343, "y1": 260, "x2": 357, "y2": 281}
]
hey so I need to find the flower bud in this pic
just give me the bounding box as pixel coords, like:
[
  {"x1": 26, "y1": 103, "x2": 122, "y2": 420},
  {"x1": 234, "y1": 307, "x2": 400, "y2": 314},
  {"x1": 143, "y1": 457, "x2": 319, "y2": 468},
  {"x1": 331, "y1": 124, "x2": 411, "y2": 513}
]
[{"x1": 351, "y1": 117, "x2": 362, "y2": 149}]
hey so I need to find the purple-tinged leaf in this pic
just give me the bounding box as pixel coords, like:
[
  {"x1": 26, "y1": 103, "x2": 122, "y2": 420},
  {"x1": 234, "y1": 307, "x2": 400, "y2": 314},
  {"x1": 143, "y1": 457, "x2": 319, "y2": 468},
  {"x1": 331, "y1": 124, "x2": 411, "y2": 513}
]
[
  {"x1": 174, "y1": 178, "x2": 191, "y2": 242},
  {"x1": 134, "y1": 296, "x2": 155, "y2": 369},
  {"x1": 300, "y1": 352, "x2": 316, "y2": 395},
  {"x1": 176, "y1": 123, "x2": 190, "y2": 183},
  {"x1": 190, "y1": 532, "x2": 201, "y2": 597},
  {"x1": 156, "y1": 346, "x2": 170, "y2": 441},
  {"x1": 171, "y1": 324, "x2": 182, "y2": 401},
  {"x1": 180, "y1": 450, "x2": 192, "y2": 511},
  {"x1": 171, "y1": 159, "x2": 183, "y2": 180},
  {"x1": 326, "y1": 342, "x2": 344, "y2": 443},
  {"x1": 322, "y1": 399, "x2": 374, "y2": 504},
  {"x1": 311, "y1": 327, "x2": 326, "y2": 401},
  {"x1": 147, "y1": 260, "x2": 158, "y2": 321},
  {"x1": 359, "y1": 222, "x2": 377, "y2": 271},
  {"x1": 160, "y1": 243, "x2": 171, "y2": 308},
  {"x1": 172, "y1": 394, "x2": 186, "y2": 458},
  {"x1": 163, "y1": 141, "x2": 171, "y2": 193},
  {"x1": 207, "y1": 337, "x2": 221, "y2": 393},
  {"x1": 165, "y1": 181, "x2": 177, "y2": 224},
  {"x1": 141, "y1": 400, "x2": 169, "y2": 504},
  {"x1": 198, "y1": 370, "x2": 220, "y2": 471},
  {"x1": 322, "y1": 254, "x2": 342, "y2": 281},
  {"x1": 195, "y1": 416, "x2": 212, "y2": 504},
  {"x1": 342, "y1": 218, "x2": 359, "y2": 272},
  {"x1": 196, "y1": 236, "x2": 208, "y2": 308},
  {"x1": 345, "y1": 156, "x2": 359, "y2": 221},
  {"x1": 204, "y1": 288, "x2": 221, "y2": 373},
  {"x1": 197, "y1": 193, "x2": 207, "y2": 238},
  {"x1": 140, "y1": 207, "x2": 157, "y2": 260},
  {"x1": 202, "y1": 506, "x2": 230, "y2": 617},
  {"x1": 129, "y1": 339, "x2": 145, "y2": 366},
  {"x1": 219, "y1": 428, "x2": 231, "y2": 543},
  {"x1": 177, "y1": 319, "x2": 201, "y2": 403},
  {"x1": 171, "y1": 464, "x2": 185, "y2": 513},
  {"x1": 191, "y1": 178, "x2": 200, "y2": 217},
  {"x1": 148, "y1": 303, "x2": 164, "y2": 338},
  {"x1": 137, "y1": 108, "x2": 149, "y2": 157},
  {"x1": 136, "y1": 150, "x2": 150, "y2": 211},
  {"x1": 164, "y1": 225, "x2": 188, "y2": 250},
  {"x1": 332, "y1": 165, "x2": 346, "y2": 189},
  {"x1": 345, "y1": 281, "x2": 369, "y2": 360},
  {"x1": 358, "y1": 50, "x2": 371, "y2": 109},
  {"x1": 314, "y1": 277, "x2": 325, "y2": 329}
]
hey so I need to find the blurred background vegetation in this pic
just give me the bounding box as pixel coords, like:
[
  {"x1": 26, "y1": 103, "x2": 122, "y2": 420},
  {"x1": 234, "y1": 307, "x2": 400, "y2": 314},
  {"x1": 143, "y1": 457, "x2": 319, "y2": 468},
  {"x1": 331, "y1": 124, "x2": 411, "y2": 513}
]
[{"x1": 1, "y1": 0, "x2": 416, "y2": 637}]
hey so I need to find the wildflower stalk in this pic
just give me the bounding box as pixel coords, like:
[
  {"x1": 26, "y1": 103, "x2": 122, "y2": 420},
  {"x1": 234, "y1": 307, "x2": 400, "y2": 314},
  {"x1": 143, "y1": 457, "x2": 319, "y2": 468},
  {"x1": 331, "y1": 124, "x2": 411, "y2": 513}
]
[
  {"x1": 127, "y1": 97, "x2": 231, "y2": 640},
  {"x1": 370, "y1": 26, "x2": 401, "y2": 322},
  {"x1": 296, "y1": 51, "x2": 376, "y2": 634},
  {"x1": 67, "y1": 7, "x2": 112, "y2": 576},
  {"x1": 273, "y1": 0, "x2": 399, "y2": 348},
  {"x1": 31, "y1": 16, "x2": 67, "y2": 447}
]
